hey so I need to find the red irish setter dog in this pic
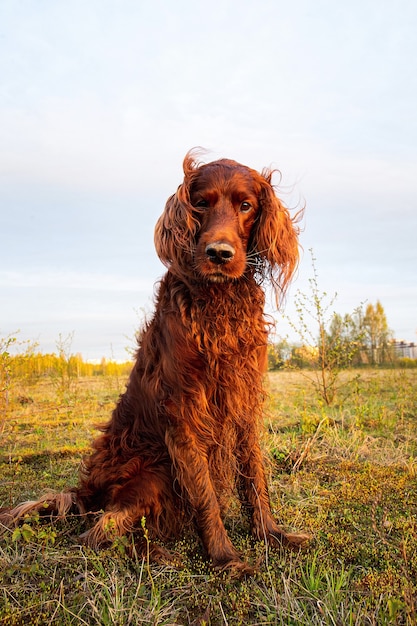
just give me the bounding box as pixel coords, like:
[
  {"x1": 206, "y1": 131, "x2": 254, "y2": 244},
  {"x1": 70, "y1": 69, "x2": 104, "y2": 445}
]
[{"x1": 1, "y1": 151, "x2": 308, "y2": 573}]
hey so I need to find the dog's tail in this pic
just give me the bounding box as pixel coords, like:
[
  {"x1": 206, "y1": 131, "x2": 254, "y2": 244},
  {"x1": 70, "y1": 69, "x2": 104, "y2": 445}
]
[{"x1": 0, "y1": 490, "x2": 79, "y2": 529}]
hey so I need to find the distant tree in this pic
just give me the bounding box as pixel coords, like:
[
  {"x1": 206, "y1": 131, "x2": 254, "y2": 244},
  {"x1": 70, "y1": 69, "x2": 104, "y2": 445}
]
[
  {"x1": 362, "y1": 301, "x2": 392, "y2": 364},
  {"x1": 325, "y1": 311, "x2": 364, "y2": 367},
  {"x1": 53, "y1": 331, "x2": 78, "y2": 394},
  {"x1": 0, "y1": 332, "x2": 18, "y2": 431},
  {"x1": 267, "y1": 339, "x2": 291, "y2": 370}
]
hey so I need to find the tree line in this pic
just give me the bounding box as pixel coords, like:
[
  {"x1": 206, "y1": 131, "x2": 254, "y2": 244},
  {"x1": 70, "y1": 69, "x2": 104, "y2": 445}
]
[{"x1": 268, "y1": 300, "x2": 415, "y2": 370}]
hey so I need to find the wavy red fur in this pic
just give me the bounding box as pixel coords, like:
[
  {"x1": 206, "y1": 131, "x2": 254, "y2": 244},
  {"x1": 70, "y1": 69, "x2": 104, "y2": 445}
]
[{"x1": 0, "y1": 151, "x2": 308, "y2": 573}]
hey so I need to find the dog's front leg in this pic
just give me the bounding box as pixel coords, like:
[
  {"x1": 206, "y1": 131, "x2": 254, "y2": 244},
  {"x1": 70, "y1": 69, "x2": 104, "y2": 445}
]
[
  {"x1": 165, "y1": 422, "x2": 252, "y2": 574},
  {"x1": 240, "y1": 438, "x2": 310, "y2": 548}
]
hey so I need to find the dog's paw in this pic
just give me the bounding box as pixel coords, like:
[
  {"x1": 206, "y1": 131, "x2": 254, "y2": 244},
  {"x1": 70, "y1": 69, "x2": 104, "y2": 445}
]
[
  {"x1": 214, "y1": 557, "x2": 254, "y2": 578},
  {"x1": 269, "y1": 528, "x2": 312, "y2": 549}
]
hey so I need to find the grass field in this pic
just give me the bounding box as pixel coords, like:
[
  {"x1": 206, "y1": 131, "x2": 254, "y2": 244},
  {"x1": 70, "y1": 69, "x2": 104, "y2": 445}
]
[{"x1": 1, "y1": 367, "x2": 416, "y2": 625}]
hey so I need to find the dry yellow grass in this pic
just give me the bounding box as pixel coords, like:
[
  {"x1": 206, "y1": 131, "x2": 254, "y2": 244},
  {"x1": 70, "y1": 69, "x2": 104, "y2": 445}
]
[{"x1": 0, "y1": 367, "x2": 416, "y2": 624}]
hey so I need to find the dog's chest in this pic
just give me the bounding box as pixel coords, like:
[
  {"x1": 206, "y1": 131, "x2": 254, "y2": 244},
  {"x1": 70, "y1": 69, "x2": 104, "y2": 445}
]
[{"x1": 190, "y1": 297, "x2": 264, "y2": 359}]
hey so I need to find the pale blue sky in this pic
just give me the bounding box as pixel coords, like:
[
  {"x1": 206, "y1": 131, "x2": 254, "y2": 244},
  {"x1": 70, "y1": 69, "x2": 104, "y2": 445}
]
[{"x1": 1, "y1": 0, "x2": 416, "y2": 359}]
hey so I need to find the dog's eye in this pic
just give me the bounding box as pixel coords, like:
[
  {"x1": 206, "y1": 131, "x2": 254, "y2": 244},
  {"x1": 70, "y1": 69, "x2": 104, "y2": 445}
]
[
  {"x1": 194, "y1": 199, "x2": 209, "y2": 209},
  {"x1": 240, "y1": 202, "x2": 252, "y2": 213}
]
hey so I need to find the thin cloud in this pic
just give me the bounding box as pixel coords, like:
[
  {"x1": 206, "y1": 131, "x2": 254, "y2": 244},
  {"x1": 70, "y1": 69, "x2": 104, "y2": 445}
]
[{"x1": 0, "y1": 270, "x2": 154, "y2": 293}]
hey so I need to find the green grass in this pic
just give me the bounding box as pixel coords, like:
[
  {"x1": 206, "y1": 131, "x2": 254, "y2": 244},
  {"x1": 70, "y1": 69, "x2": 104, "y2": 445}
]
[{"x1": 1, "y1": 368, "x2": 416, "y2": 625}]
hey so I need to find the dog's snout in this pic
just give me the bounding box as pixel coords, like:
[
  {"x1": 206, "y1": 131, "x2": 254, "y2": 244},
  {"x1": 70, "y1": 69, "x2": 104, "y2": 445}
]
[{"x1": 205, "y1": 241, "x2": 235, "y2": 264}]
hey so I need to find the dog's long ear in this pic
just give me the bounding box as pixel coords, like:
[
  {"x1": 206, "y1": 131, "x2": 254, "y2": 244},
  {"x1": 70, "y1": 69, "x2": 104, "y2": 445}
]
[
  {"x1": 251, "y1": 169, "x2": 303, "y2": 302},
  {"x1": 154, "y1": 152, "x2": 201, "y2": 272}
]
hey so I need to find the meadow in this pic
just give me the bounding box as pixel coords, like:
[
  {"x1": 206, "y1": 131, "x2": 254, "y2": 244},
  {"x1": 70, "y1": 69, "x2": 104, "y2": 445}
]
[{"x1": 0, "y1": 364, "x2": 416, "y2": 625}]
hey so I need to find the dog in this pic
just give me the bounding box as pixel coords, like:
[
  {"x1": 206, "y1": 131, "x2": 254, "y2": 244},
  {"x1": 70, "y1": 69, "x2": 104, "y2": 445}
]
[{"x1": 1, "y1": 151, "x2": 308, "y2": 574}]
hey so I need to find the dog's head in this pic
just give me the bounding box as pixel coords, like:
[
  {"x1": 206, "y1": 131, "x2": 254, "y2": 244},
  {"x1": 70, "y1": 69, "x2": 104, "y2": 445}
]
[{"x1": 155, "y1": 150, "x2": 302, "y2": 300}]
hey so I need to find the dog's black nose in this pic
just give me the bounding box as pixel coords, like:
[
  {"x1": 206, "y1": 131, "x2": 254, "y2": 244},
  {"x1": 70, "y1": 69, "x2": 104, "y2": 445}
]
[
  {"x1": 206, "y1": 241, "x2": 235, "y2": 265},
  {"x1": 205, "y1": 242, "x2": 235, "y2": 264}
]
